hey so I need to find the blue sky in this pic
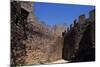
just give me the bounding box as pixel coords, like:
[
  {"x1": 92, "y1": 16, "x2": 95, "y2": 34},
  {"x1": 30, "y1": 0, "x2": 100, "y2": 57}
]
[{"x1": 33, "y1": 2, "x2": 95, "y2": 27}]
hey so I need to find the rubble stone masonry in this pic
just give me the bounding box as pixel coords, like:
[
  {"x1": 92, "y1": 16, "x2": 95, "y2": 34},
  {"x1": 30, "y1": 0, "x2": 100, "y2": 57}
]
[
  {"x1": 11, "y1": 0, "x2": 95, "y2": 66},
  {"x1": 63, "y1": 9, "x2": 95, "y2": 62},
  {"x1": 11, "y1": 1, "x2": 63, "y2": 66}
]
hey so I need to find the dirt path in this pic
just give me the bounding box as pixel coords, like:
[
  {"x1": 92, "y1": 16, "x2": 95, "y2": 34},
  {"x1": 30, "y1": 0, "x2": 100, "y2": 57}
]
[{"x1": 45, "y1": 59, "x2": 69, "y2": 64}]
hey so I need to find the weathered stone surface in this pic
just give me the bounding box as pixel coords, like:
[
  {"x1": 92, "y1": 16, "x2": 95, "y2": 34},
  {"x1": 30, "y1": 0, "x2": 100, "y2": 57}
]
[
  {"x1": 11, "y1": 1, "x2": 64, "y2": 66},
  {"x1": 62, "y1": 9, "x2": 95, "y2": 62},
  {"x1": 11, "y1": 1, "x2": 95, "y2": 66}
]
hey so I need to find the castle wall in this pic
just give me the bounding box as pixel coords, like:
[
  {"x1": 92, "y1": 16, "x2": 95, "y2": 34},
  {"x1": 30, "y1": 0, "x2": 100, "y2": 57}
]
[
  {"x1": 79, "y1": 14, "x2": 85, "y2": 24},
  {"x1": 63, "y1": 9, "x2": 95, "y2": 61},
  {"x1": 89, "y1": 9, "x2": 95, "y2": 22},
  {"x1": 11, "y1": 1, "x2": 63, "y2": 66},
  {"x1": 11, "y1": 1, "x2": 26, "y2": 65},
  {"x1": 11, "y1": 1, "x2": 95, "y2": 65}
]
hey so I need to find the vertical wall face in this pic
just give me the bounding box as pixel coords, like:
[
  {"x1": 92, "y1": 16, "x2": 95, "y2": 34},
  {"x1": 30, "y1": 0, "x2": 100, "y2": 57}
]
[
  {"x1": 11, "y1": 1, "x2": 63, "y2": 65},
  {"x1": 89, "y1": 10, "x2": 95, "y2": 48},
  {"x1": 11, "y1": 1, "x2": 26, "y2": 65},
  {"x1": 89, "y1": 10, "x2": 95, "y2": 22},
  {"x1": 62, "y1": 27, "x2": 79, "y2": 60},
  {"x1": 63, "y1": 9, "x2": 95, "y2": 62},
  {"x1": 53, "y1": 25, "x2": 67, "y2": 37},
  {"x1": 11, "y1": 1, "x2": 34, "y2": 66},
  {"x1": 75, "y1": 22, "x2": 95, "y2": 62}
]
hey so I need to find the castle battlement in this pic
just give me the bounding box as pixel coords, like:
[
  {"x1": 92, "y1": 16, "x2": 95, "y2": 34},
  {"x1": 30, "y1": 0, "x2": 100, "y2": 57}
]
[
  {"x1": 79, "y1": 14, "x2": 85, "y2": 24},
  {"x1": 63, "y1": 9, "x2": 95, "y2": 61},
  {"x1": 67, "y1": 9, "x2": 95, "y2": 31},
  {"x1": 89, "y1": 9, "x2": 95, "y2": 22}
]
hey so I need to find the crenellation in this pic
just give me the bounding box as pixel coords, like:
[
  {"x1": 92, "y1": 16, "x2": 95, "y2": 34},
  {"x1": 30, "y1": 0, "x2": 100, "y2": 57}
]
[
  {"x1": 11, "y1": 1, "x2": 95, "y2": 65},
  {"x1": 79, "y1": 14, "x2": 85, "y2": 24},
  {"x1": 89, "y1": 9, "x2": 95, "y2": 22},
  {"x1": 62, "y1": 9, "x2": 95, "y2": 61},
  {"x1": 74, "y1": 19, "x2": 77, "y2": 26}
]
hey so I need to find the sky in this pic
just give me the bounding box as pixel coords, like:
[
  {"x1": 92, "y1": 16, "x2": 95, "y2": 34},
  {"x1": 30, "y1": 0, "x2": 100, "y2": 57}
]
[{"x1": 33, "y1": 2, "x2": 95, "y2": 27}]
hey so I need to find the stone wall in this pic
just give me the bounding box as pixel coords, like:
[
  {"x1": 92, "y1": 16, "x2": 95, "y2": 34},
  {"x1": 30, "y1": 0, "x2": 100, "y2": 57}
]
[
  {"x1": 11, "y1": 1, "x2": 95, "y2": 65},
  {"x1": 11, "y1": 1, "x2": 26, "y2": 65},
  {"x1": 11, "y1": 1, "x2": 63, "y2": 66},
  {"x1": 62, "y1": 9, "x2": 95, "y2": 62},
  {"x1": 52, "y1": 24, "x2": 67, "y2": 37}
]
